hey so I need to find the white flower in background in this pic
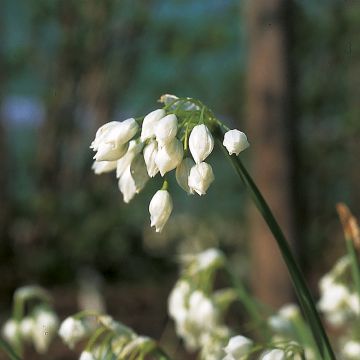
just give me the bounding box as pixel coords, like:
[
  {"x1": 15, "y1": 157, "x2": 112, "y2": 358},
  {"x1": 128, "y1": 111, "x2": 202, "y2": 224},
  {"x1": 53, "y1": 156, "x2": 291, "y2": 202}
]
[
  {"x1": 176, "y1": 157, "x2": 195, "y2": 194},
  {"x1": 195, "y1": 248, "x2": 224, "y2": 271},
  {"x1": 149, "y1": 190, "x2": 173, "y2": 232},
  {"x1": 188, "y1": 162, "x2": 214, "y2": 195},
  {"x1": 92, "y1": 160, "x2": 117, "y2": 175},
  {"x1": 58, "y1": 317, "x2": 87, "y2": 349},
  {"x1": 143, "y1": 140, "x2": 159, "y2": 177},
  {"x1": 116, "y1": 140, "x2": 143, "y2": 178},
  {"x1": 155, "y1": 138, "x2": 184, "y2": 176},
  {"x1": 268, "y1": 314, "x2": 292, "y2": 334},
  {"x1": 20, "y1": 317, "x2": 35, "y2": 342},
  {"x1": 342, "y1": 340, "x2": 360, "y2": 360},
  {"x1": 79, "y1": 351, "x2": 96, "y2": 360},
  {"x1": 159, "y1": 94, "x2": 200, "y2": 111},
  {"x1": 260, "y1": 349, "x2": 286, "y2": 360},
  {"x1": 188, "y1": 291, "x2": 219, "y2": 329},
  {"x1": 32, "y1": 309, "x2": 59, "y2": 353},
  {"x1": 189, "y1": 124, "x2": 214, "y2": 164},
  {"x1": 141, "y1": 109, "x2": 165, "y2": 142},
  {"x1": 2, "y1": 319, "x2": 19, "y2": 345},
  {"x1": 223, "y1": 129, "x2": 249, "y2": 156},
  {"x1": 168, "y1": 280, "x2": 191, "y2": 323},
  {"x1": 278, "y1": 303, "x2": 300, "y2": 321},
  {"x1": 348, "y1": 293, "x2": 360, "y2": 314},
  {"x1": 155, "y1": 114, "x2": 178, "y2": 146},
  {"x1": 223, "y1": 335, "x2": 253, "y2": 360}
]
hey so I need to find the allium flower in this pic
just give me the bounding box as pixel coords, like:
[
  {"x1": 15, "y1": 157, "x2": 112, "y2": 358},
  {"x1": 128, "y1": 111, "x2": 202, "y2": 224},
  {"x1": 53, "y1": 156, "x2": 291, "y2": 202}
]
[
  {"x1": 100, "y1": 118, "x2": 138, "y2": 146},
  {"x1": 188, "y1": 291, "x2": 219, "y2": 328},
  {"x1": 188, "y1": 162, "x2": 214, "y2": 195},
  {"x1": 155, "y1": 138, "x2": 183, "y2": 176},
  {"x1": 149, "y1": 190, "x2": 173, "y2": 232},
  {"x1": 223, "y1": 335, "x2": 253, "y2": 360},
  {"x1": 223, "y1": 129, "x2": 249, "y2": 156},
  {"x1": 189, "y1": 124, "x2": 214, "y2": 164},
  {"x1": 32, "y1": 309, "x2": 59, "y2": 353},
  {"x1": 155, "y1": 114, "x2": 178, "y2": 147},
  {"x1": 176, "y1": 157, "x2": 195, "y2": 194},
  {"x1": 168, "y1": 280, "x2": 191, "y2": 323},
  {"x1": 140, "y1": 109, "x2": 165, "y2": 142},
  {"x1": 94, "y1": 142, "x2": 128, "y2": 162},
  {"x1": 92, "y1": 160, "x2": 117, "y2": 175},
  {"x1": 260, "y1": 349, "x2": 286, "y2": 360},
  {"x1": 2, "y1": 319, "x2": 19, "y2": 345},
  {"x1": 143, "y1": 140, "x2": 159, "y2": 177},
  {"x1": 79, "y1": 351, "x2": 96, "y2": 360},
  {"x1": 278, "y1": 303, "x2": 300, "y2": 321},
  {"x1": 58, "y1": 317, "x2": 87, "y2": 349}
]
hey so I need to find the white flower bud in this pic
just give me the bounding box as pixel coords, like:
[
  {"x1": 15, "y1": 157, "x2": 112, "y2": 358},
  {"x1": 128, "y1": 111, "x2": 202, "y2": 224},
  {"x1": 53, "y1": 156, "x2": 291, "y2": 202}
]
[
  {"x1": 20, "y1": 317, "x2": 35, "y2": 342},
  {"x1": 79, "y1": 351, "x2": 96, "y2": 360},
  {"x1": 143, "y1": 140, "x2": 159, "y2": 177},
  {"x1": 188, "y1": 162, "x2": 214, "y2": 195},
  {"x1": 155, "y1": 114, "x2": 178, "y2": 146},
  {"x1": 94, "y1": 142, "x2": 128, "y2": 162},
  {"x1": 223, "y1": 335, "x2": 253, "y2": 358},
  {"x1": 176, "y1": 157, "x2": 195, "y2": 194},
  {"x1": 188, "y1": 291, "x2": 218, "y2": 328},
  {"x1": 141, "y1": 109, "x2": 165, "y2": 142},
  {"x1": 32, "y1": 309, "x2": 59, "y2": 353},
  {"x1": 118, "y1": 155, "x2": 149, "y2": 204},
  {"x1": 58, "y1": 317, "x2": 87, "y2": 349},
  {"x1": 90, "y1": 121, "x2": 120, "y2": 151},
  {"x1": 149, "y1": 190, "x2": 173, "y2": 232},
  {"x1": 260, "y1": 349, "x2": 286, "y2": 360},
  {"x1": 168, "y1": 280, "x2": 191, "y2": 321},
  {"x1": 278, "y1": 303, "x2": 300, "y2": 321},
  {"x1": 2, "y1": 319, "x2": 19, "y2": 345},
  {"x1": 343, "y1": 340, "x2": 360, "y2": 359},
  {"x1": 223, "y1": 129, "x2": 249, "y2": 156},
  {"x1": 189, "y1": 124, "x2": 214, "y2": 164},
  {"x1": 116, "y1": 140, "x2": 143, "y2": 178},
  {"x1": 102, "y1": 118, "x2": 138, "y2": 145},
  {"x1": 155, "y1": 138, "x2": 184, "y2": 176},
  {"x1": 91, "y1": 160, "x2": 117, "y2": 175}
]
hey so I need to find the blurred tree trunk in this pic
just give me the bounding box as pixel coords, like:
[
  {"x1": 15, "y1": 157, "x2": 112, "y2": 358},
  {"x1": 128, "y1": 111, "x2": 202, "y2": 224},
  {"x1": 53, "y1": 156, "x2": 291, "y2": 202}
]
[{"x1": 246, "y1": 0, "x2": 296, "y2": 306}]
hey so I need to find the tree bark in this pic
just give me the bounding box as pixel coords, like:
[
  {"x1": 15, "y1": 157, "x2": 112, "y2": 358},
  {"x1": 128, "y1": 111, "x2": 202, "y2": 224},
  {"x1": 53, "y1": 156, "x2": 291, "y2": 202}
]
[{"x1": 246, "y1": 0, "x2": 295, "y2": 307}]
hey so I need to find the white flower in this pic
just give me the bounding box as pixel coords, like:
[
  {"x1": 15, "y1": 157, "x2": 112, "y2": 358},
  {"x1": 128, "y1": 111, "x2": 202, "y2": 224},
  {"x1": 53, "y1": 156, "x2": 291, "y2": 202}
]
[
  {"x1": 116, "y1": 140, "x2": 143, "y2": 178},
  {"x1": 141, "y1": 109, "x2": 165, "y2": 142},
  {"x1": 90, "y1": 121, "x2": 120, "y2": 151},
  {"x1": 92, "y1": 160, "x2": 117, "y2": 174},
  {"x1": 32, "y1": 309, "x2": 59, "y2": 353},
  {"x1": 223, "y1": 129, "x2": 249, "y2": 156},
  {"x1": 155, "y1": 138, "x2": 183, "y2": 176},
  {"x1": 189, "y1": 124, "x2": 214, "y2": 164},
  {"x1": 223, "y1": 335, "x2": 253, "y2": 359},
  {"x1": 100, "y1": 118, "x2": 138, "y2": 146},
  {"x1": 318, "y1": 283, "x2": 350, "y2": 313},
  {"x1": 268, "y1": 314, "x2": 292, "y2": 333},
  {"x1": 118, "y1": 156, "x2": 148, "y2": 204},
  {"x1": 149, "y1": 190, "x2": 173, "y2": 232},
  {"x1": 176, "y1": 157, "x2": 195, "y2": 194},
  {"x1": 195, "y1": 248, "x2": 224, "y2": 271},
  {"x1": 155, "y1": 114, "x2": 178, "y2": 146},
  {"x1": 260, "y1": 349, "x2": 286, "y2": 360},
  {"x1": 343, "y1": 340, "x2": 360, "y2": 359},
  {"x1": 143, "y1": 140, "x2": 159, "y2": 177},
  {"x1": 94, "y1": 142, "x2": 128, "y2": 162},
  {"x1": 2, "y1": 319, "x2": 19, "y2": 345},
  {"x1": 168, "y1": 280, "x2": 191, "y2": 322},
  {"x1": 58, "y1": 317, "x2": 87, "y2": 349},
  {"x1": 188, "y1": 291, "x2": 218, "y2": 328},
  {"x1": 20, "y1": 317, "x2": 34, "y2": 342},
  {"x1": 188, "y1": 162, "x2": 214, "y2": 195},
  {"x1": 79, "y1": 351, "x2": 96, "y2": 360},
  {"x1": 278, "y1": 303, "x2": 300, "y2": 321}
]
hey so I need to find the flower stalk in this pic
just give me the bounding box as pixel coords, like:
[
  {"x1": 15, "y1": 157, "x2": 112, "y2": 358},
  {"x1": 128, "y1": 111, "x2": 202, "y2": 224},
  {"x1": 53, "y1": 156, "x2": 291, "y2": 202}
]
[{"x1": 215, "y1": 132, "x2": 335, "y2": 360}]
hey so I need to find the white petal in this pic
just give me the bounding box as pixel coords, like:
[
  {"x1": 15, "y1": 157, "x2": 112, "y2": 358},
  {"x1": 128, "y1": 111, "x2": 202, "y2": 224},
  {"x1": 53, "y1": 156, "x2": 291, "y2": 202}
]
[
  {"x1": 223, "y1": 129, "x2": 249, "y2": 155},
  {"x1": 188, "y1": 162, "x2": 214, "y2": 195},
  {"x1": 176, "y1": 157, "x2": 195, "y2": 194},
  {"x1": 155, "y1": 138, "x2": 184, "y2": 176},
  {"x1": 143, "y1": 140, "x2": 159, "y2": 177},
  {"x1": 141, "y1": 109, "x2": 165, "y2": 142},
  {"x1": 155, "y1": 114, "x2": 178, "y2": 146},
  {"x1": 149, "y1": 190, "x2": 173, "y2": 232},
  {"x1": 189, "y1": 124, "x2": 214, "y2": 164}
]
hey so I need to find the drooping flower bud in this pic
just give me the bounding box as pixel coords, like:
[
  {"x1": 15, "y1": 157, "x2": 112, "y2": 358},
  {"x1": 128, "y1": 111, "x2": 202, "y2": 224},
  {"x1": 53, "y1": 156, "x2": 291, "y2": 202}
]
[
  {"x1": 188, "y1": 162, "x2": 214, "y2": 195},
  {"x1": 20, "y1": 317, "x2": 35, "y2": 342},
  {"x1": 32, "y1": 309, "x2": 59, "y2": 353},
  {"x1": 93, "y1": 142, "x2": 128, "y2": 162},
  {"x1": 176, "y1": 157, "x2": 195, "y2": 194},
  {"x1": 102, "y1": 118, "x2": 138, "y2": 145},
  {"x1": 116, "y1": 140, "x2": 143, "y2": 178},
  {"x1": 58, "y1": 317, "x2": 87, "y2": 349},
  {"x1": 189, "y1": 124, "x2": 214, "y2": 164},
  {"x1": 90, "y1": 121, "x2": 120, "y2": 151},
  {"x1": 143, "y1": 140, "x2": 159, "y2": 177},
  {"x1": 141, "y1": 109, "x2": 165, "y2": 142},
  {"x1": 260, "y1": 349, "x2": 286, "y2": 360},
  {"x1": 92, "y1": 160, "x2": 117, "y2": 175},
  {"x1": 223, "y1": 335, "x2": 253, "y2": 359},
  {"x1": 118, "y1": 167, "x2": 137, "y2": 203},
  {"x1": 149, "y1": 190, "x2": 173, "y2": 232},
  {"x1": 155, "y1": 114, "x2": 178, "y2": 147},
  {"x1": 1, "y1": 319, "x2": 19, "y2": 345},
  {"x1": 79, "y1": 351, "x2": 96, "y2": 360},
  {"x1": 223, "y1": 129, "x2": 249, "y2": 156},
  {"x1": 155, "y1": 138, "x2": 183, "y2": 176}
]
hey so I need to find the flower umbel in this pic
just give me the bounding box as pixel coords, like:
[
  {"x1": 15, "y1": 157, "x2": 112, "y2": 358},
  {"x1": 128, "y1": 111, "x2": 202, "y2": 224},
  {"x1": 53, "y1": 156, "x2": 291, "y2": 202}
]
[{"x1": 90, "y1": 95, "x2": 249, "y2": 232}]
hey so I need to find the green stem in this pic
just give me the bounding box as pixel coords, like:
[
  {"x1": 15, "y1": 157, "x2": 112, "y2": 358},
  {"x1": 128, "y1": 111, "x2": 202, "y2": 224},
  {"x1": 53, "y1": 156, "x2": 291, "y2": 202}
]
[
  {"x1": 345, "y1": 238, "x2": 360, "y2": 303},
  {"x1": 0, "y1": 338, "x2": 21, "y2": 360},
  {"x1": 217, "y1": 137, "x2": 335, "y2": 360}
]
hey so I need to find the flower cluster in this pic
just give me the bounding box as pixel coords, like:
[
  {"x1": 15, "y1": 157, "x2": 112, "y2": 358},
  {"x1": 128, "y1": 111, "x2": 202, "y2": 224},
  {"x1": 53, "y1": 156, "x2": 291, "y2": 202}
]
[{"x1": 91, "y1": 95, "x2": 249, "y2": 232}]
